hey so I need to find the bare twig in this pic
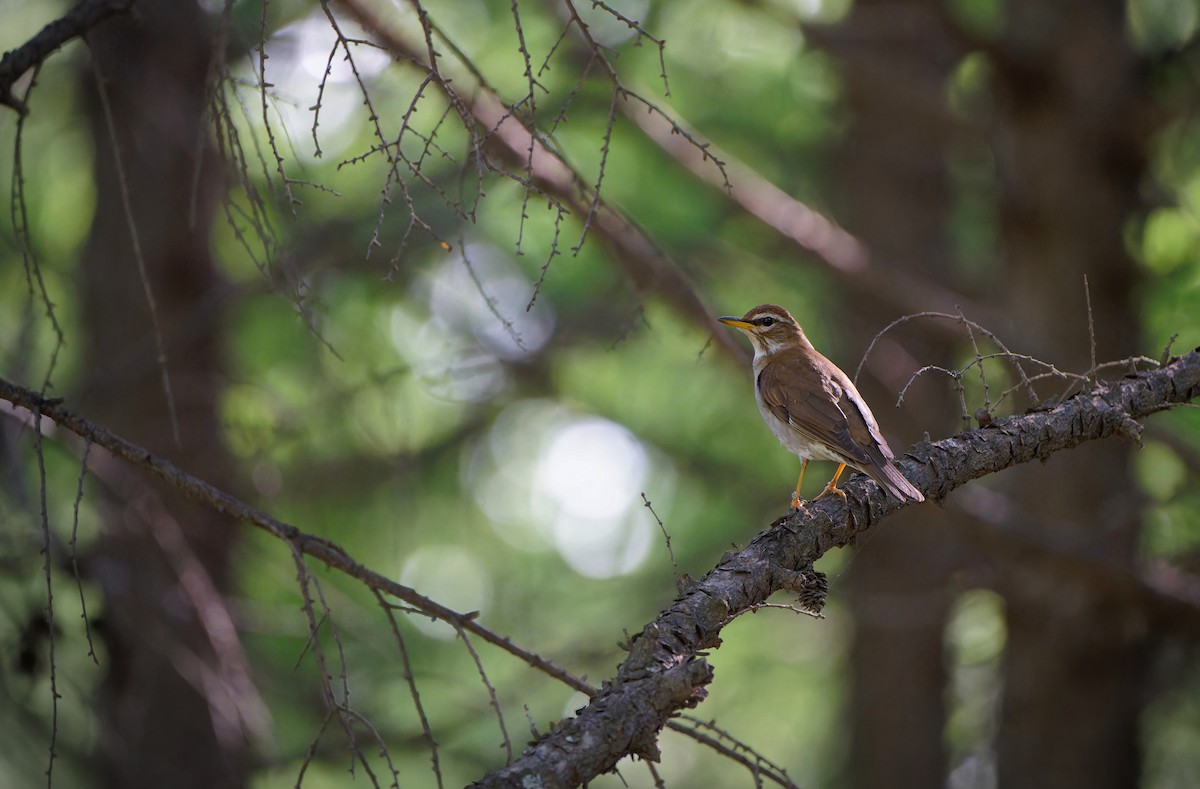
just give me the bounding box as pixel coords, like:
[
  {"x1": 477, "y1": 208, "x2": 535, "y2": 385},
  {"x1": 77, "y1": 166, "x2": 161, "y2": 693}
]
[
  {"x1": 0, "y1": 375, "x2": 592, "y2": 696},
  {"x1": 291, "y1": 550, "x2": 387, "y2": 787},
  {"x1": 746, "y1": 601, "x2": 825, "y2": 619},
  {"x1": 0, "y1": 0, "x2": 135, "y2": 113},
  {"x1": 9, "y1": 65, "x2": 65, "y2": 391},
  {"x1": 339, "y1": 0, "x2": 749, "y2": 362},
  {"x1": 69, "y1": 437, "x2": 99, "y2": 665},
  {"x1": 642, "y1": 492, "x2": 681, "y2": 590},
  {"x1": 453, "y1": 622, "x2": 514, "y2": 765},
  {"x1": 460, "y1": 240, "x2": 527, "y2": 351},
  {"x1": 375, "y1": 590, "x2": 444, "y2": 787},
  {"x1": 1085, "y1": 275, "x2": 1098, "y2": 382},
  {"x1": 858, "y1": 311, "x2": 1038, "y2": 404},
  {"x1": 32, "y1": 408, "x2": 59, "y2": 788},
  {"x1": 668, "y1": 715, "x2": 801, "y2": 788},
  {"x1": 959, "y1": 306, "x2": 993, "y2": 414}
]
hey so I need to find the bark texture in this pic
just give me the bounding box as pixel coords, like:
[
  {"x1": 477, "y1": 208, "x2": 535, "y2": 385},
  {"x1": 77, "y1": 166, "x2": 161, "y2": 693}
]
[{"x1": 467, "y1": 349, "x2": 1200, "y2": 787}]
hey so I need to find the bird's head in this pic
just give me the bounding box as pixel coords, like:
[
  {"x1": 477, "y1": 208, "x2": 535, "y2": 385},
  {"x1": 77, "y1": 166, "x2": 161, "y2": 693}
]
[{"x1": 717, "y1": 304, "x2": 813, "y2": 358}]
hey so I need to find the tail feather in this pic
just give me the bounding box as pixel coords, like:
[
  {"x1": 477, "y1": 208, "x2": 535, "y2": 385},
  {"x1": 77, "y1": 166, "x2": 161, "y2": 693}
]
[{"x1": 871, "y1": 461, "x2": 924, "y2": 503}]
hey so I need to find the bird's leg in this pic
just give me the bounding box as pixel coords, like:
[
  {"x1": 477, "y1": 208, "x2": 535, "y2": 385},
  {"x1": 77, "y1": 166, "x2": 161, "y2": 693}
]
[
  {"x1": 791, "y1": 459, "x2": 809, "y2": 510},
  {"x1": 817, "y1": 463, "x2": 848, "y2": 501}
]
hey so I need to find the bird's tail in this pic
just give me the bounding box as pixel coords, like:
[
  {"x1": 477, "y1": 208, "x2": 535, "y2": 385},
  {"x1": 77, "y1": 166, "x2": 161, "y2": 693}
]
[{"x1": 874, "y1": 462, "x2": 924, "y2": 503}]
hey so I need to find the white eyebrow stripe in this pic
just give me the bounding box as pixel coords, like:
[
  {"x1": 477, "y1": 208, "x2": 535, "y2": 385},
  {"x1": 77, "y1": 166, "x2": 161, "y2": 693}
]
[{"x1": 750, "y1": 313, "x2": 786, "y2": 324}]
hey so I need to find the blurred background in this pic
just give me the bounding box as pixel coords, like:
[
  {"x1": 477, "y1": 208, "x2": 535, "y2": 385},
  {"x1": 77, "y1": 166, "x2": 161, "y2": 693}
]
[{"x1": 1, "y1": 0, "x2": 1200, "y2": 786}]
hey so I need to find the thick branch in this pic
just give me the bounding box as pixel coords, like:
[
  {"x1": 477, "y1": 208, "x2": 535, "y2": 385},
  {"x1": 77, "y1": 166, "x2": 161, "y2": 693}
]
[
  {"x1": 3, "y1": 351, "x2": 1198, "y2": 787},
  {"x1": 473, "y1": 348, "x2": 1200, "y2": 787},
  {"x1": 0, "y1": 0, "x2": 136, "y2": 113}
]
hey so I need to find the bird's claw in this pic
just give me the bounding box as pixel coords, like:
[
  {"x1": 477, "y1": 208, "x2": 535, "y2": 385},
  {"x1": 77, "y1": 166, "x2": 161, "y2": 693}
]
[{"x1": 816, "y1": 484, "x2": 847, "y2": 502}]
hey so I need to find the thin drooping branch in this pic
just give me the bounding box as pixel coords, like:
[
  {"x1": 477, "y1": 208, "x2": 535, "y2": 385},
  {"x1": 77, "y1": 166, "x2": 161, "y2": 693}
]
[
  {"x1": 621, "y1": 95, "x2": 1014, "y2": 341},
  {"x1": 471, "y1": 348, "x2": 1200, "y2": 788},
  {"x1": 339, "y1": 0, "x2": 750, "y2": 366},
  {"x1": 0, "y1": 379, "x2": 593, "y2": 700},
  {"x1": 4, "y1": 350, "x2": 1199, "y2": 786},
  {"x1": 0, "y1": 0, "x2": 136, "y2": 113}
]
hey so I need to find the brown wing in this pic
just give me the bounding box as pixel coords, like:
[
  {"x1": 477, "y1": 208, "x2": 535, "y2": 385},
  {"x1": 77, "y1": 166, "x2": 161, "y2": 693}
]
[
  {"x1": 756, "y1": 356, "x2": 874, "y2": 467},
  {"x1": 759, "y1": 353, "x2": 925, "y2": 502},
  {"x1": 830, "y1": 370, "x2": 896, "y2": 462},
  {"x1": 833, "y1": 372, "x2": 926, "y2": 501}
]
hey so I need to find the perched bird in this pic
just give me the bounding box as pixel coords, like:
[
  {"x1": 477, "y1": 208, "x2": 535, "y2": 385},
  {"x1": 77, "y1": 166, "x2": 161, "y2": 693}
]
[{"x1": 718, "y1": 304, "x2": 924, "y2": 509}]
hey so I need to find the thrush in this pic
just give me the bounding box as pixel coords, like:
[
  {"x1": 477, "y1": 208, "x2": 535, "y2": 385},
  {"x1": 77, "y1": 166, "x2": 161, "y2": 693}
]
[{"x1": 718, "y1": 304, "x2": 924, "y2": 509}]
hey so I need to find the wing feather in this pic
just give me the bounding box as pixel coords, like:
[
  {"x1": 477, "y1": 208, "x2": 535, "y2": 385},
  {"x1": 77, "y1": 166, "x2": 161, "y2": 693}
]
[{"x1": 756, "y1": 359, "x2": 873, "y2": 466}]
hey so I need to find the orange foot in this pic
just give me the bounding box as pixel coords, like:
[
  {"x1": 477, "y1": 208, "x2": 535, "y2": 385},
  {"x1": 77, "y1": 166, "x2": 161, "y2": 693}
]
[
  {"x1": 815, "y1": 463, "x2": 848, "y2": 501},
  {"x1": 816, "y1": 481, "x2": 848, "y2": 501}
]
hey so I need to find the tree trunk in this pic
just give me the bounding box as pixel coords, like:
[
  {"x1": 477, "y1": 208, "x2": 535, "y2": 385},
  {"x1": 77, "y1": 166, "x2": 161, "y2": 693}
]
[
  {"x1": 819, "y1": 2, "x2": 966, "y2": 786},
  {"x1": 820, "y1": 0, "x2": 1154, "y2": 785},
  {"x1": 78, "y1": 2, "x2": 248, "y2": 786},
  {"x1": 991, "y1": 2, "x2": 1150, "y2": 786}
]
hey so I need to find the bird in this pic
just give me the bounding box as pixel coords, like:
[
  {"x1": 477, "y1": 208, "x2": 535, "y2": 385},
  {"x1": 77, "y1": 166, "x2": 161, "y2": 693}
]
[{"x1": 718, "y1": 304, "x2": 924, "y2": 509}]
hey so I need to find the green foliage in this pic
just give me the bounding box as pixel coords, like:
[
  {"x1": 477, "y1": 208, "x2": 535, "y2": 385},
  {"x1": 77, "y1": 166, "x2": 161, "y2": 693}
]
[
  {"x1": 944, "y1": 590, "x2": 1005, "y2": 774},
  {"x1": 945, "y1": 0, "x2": 1006, "y2": 38},
  {"x1": 1129, "y1": 0, "x2": 1200, "y2": 52}
]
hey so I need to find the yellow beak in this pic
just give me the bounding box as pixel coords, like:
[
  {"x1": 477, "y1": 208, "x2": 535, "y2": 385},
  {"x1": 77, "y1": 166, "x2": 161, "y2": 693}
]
[{"x1": 717, "y1": 316, "x2": 754, "y2": 330}]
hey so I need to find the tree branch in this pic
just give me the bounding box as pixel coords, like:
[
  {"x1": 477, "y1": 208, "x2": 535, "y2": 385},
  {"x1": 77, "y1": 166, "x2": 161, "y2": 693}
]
[
  {"x1": 338, "y1": 0, "x2": 750, "y2": 366},
  {"x1": 0, "y1": 377, "x2": 593, "y2": 699},
  {"x1": 0, "y1": 0, "x2": 136, "y2": 114},
  {"x1": 472, "y1": 348, "x2": 1200, "y2": 787},
  {"x1": 3, "y1": 349, "x2": 1198, "y2": 787},
  {"x1": 620, "y1": 94, "x2": 1012, "y2": 339}
]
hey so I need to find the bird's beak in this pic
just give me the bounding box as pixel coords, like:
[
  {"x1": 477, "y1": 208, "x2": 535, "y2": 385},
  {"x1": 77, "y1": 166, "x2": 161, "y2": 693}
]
[{"x1": 718, "y1": 316, "x2": 754, "y2": 330}]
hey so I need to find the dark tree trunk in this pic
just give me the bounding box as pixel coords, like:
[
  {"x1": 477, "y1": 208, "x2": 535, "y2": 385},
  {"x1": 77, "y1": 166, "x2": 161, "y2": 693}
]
[
  {"x1": 819, "y1": 0, "x2": 1154, "y2": 785},
  {"x1": 991, "y1": 2, "x2": 1151, "y2": 787},
  {"x1": 78, "y1": 2, "x2": 248, "y2": 787},
  {"x1": 818, "y1": 3, "x2": 967, "y2": 786}
]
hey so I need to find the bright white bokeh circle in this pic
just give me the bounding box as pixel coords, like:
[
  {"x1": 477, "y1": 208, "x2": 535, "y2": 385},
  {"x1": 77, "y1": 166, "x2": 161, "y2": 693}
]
[
  {"x1": 534, "y1": 419, "x2": 648, "y2": 520},
  {"x1": 465, "y1": 402, "x2": 672, "y2": 578}
]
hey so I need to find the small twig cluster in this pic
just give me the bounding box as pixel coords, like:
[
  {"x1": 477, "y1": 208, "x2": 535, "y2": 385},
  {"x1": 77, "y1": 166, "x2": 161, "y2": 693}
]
[{"x1": 858, "y1": 308, "x2": 1161, "y2": 430}]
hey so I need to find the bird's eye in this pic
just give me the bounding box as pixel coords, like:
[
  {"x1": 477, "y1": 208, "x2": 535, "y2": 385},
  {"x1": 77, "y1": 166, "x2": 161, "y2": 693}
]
[{"x1": 760, "y1": 316, "x2": 775, "y2": 327}]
